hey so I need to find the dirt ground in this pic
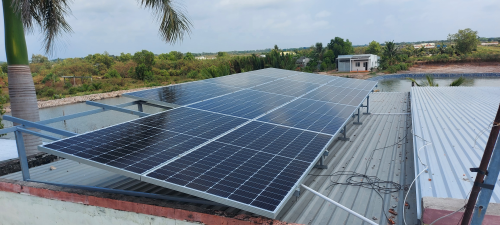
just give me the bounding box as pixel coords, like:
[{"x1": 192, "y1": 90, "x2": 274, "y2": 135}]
[{"x1": 401, "y1": 62, "x2": 500, "y2": 74}]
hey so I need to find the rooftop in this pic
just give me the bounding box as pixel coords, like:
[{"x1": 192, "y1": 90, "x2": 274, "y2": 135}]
[{"x1": 2, "y1": 92, "x2": 417, "y2": 224}]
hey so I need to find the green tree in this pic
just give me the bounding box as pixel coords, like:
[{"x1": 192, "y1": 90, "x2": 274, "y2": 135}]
[
  {"x1": 117, "y1": 53, "x2": 132, "y2": 62},
  {"x1": 133, "y1": 50, "x2": 156, "y2": 68},
  {"x1": 365, "y1": 41, "x2": 382, "y2": 55},
  {"x1": 217, "y1": 52, "x2": 229, "y2": 58},
  {"x1": 31, "y1": 54, "x2": 48, "y2": 63},
  {"x1": 1, "y1": 63, "x2": 7, "y2": 74},
  {"x1": 448, "y1": 28, "x2": 480, "y2": 54},
  {"x1": 168, "y1": 51, "x2": 184, "y2": 60},
  {"x1": 381, "y1": 41, "x2": 399, "y2": 66},
  {"x1": 326, "y1": 37, "x2": 354, "y2": 60},
  {"x1": 2, "y1": 0, "x2": 192, "y2": 155},
  {"x1": 184, "y1": 52, "x2": 195, "y2": 60}
]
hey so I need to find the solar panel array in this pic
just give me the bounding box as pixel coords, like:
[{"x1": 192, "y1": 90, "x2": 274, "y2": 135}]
[{"x1": 40, "y1": 68, "x2": 377, "y2": 218}]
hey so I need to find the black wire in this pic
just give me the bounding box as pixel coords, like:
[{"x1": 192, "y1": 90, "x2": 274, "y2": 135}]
[{"x1": 308, "y1": 132, "x2": 409, "y2": 222}]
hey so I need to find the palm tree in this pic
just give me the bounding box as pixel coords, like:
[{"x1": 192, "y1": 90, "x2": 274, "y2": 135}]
[
  {"x1": 383, "y1": 41, "x2": 399, "y2": 65},
  {"x1": 2, "y1": 0, "x2": 192, "y2": 155}
]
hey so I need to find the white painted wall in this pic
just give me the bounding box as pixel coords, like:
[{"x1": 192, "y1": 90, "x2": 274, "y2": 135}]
[{"x1": 0, "y1": 191, "x2": 200, "y2": 225}]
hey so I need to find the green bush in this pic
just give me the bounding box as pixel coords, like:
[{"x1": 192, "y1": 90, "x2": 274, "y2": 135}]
[
  {"x1": 41, "y1": 73, "x2": 57, "y2": 84},
  {"x1": 68, "y1": 87, "x2": 78, "y2": 95},
  {"x1": 64, "y1": 82, "x2": 72, "y2": 89},
  {"x1": 103, "y1": 69, "x2": 121, "y2": 79},
  {"x1": 91, "y1": 82, "x2": 103, "y2": 90},
  {"x1": 187, "y1": 70, "x2": 199, "y2": 79},
  {"x1": 44, "y1": 88, "x2": 55, "y2": 97}
]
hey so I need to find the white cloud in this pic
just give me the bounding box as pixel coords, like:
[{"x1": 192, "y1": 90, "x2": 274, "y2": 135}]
[{"x1": 315, "y1": 11, "x2": 331, "y2": 18}]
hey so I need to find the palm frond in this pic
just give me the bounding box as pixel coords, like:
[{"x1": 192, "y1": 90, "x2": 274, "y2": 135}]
[
  {"x1": 139, "y1": 0, "x2": 192, "y2": 44},
  {"x1": 406, "y1": 77, "x2": 422, "y2": 86},
  {"x1": 450, "y1": 77, "x2": 466, "y2": 86},
  {"x1": 12, "y1": 0, "x2": 73, "y2": 55},
  {"x1": 425, "y1": 74, "x2": 438, "y2": 87}
]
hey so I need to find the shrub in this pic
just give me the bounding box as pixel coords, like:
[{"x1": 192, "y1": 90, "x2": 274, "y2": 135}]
[
  {"x1": 64, "y1": 82, "x2": 72, "y2": 89},
  {"x1": 91, "y1": 82, "x2": 103, "y2": 90},
  {"x1": 187, "y1": 70, "x2": 199, "y2": 79},
  {"x1": 44, "y1": 88, "x2": 55, "y2": 97},
  {"x1": 103, "y1": 69, "x2": 121, "y2": 79},
  {"x1": 68, "y1": 87, "x2": 78, "y2": 95}
]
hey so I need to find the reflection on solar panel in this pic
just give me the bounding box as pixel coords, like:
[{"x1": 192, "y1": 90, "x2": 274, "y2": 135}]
[{"x1": 39, "y1": 68, "x2": 377, "y2": 218}]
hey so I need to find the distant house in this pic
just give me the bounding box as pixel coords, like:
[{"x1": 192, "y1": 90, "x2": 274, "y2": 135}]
[
  {"x1": 481, "y1": 42, "x2": 498, "y2": 46},
  {"x1": 295, "y1": 56, "x2": 310, "y2": 67},
  {"x1": 413, "y1": 43, "x2": 435, "y2": 49},
  {"x1": 195, "y1": 56, "x2": 206, "y2": 60},
  {"x1": 336, "y1": 54, "x2": 379, "y2": 72}
]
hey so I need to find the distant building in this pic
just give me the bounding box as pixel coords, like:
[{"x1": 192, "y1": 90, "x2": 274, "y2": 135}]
[
  {"x1": 295, "y1": 56, "x2": 310, "y2": 67},
  {"x1": 259, "y1": 55, "x2": 266, "y2": 58},
  {"x1": 481, "y1": 42, "x2": 498, "y2": 46},
  {"x1": 413, "y1": 43, "x2": 435, "y2": 49},
  {"x1": 336, "y1": 54, "x2": 379, "y2": 72},
  {"x1": 195, "y1": 56, "x2": 206, "y2": 60}
]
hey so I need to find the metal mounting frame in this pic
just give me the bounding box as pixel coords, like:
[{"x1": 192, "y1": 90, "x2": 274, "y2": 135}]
[{"x1": 0, "y1": 100, "x2": 167, "y2": 182}]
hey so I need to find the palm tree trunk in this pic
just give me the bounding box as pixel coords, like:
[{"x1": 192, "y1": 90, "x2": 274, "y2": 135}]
[{"x1": 3, "y1": 0, "x2": 42, "y2": 155}]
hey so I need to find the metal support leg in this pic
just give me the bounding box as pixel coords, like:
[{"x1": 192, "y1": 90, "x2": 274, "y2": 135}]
[
  {"x1": 354, "y1": 108, "x2": 362, "y2": 125},
  {"x1": 314, "y1": 156, "x2": 328, "y2": 169},
  {"x1": 363, "y1": 96, "x2": 371, "y2": 115},
  {"x1": 137, "y1": 102, "x2": 143, "y2": 112},
  {"x1": 338, "y1": 125, "x2": 350, "y2": 141},
  {"x1": 15, "y1": 130, "x2": 31, "y2": 181}
]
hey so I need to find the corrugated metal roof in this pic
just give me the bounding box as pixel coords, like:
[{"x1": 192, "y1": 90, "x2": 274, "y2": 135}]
[
  {"x1": 411, "y1": 87, "x2": 500, "y2": 218},
  {"x1": 2, "y1": 93, "x2": 417, "y2": 224},
  {"x1": 279, "y1": 92, "x2": 417, "y2": 224}
]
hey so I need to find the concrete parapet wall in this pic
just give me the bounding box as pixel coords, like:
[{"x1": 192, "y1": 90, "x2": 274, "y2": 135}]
[
  {"x1": 421, "y1": 197, "x2": 500, "y2": 225},
  {"x1": 0, "y1": 179, "x2": 301, "y2": 225}
]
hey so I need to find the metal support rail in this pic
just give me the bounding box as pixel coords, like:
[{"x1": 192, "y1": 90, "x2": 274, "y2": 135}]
[
  {"x1": 470, "y1": 133, "x2": 500, "y2": 225},
  {"x1": 0, "y1": 100, "x2": 166, "y2": 182},
  {"x1": 27, "y1": 179, "x2": 226, "y2": 206},
  {"x1": 86, "y1": 101, "x2": 150, "y2": 117},
  {"x1": 300, "y1": 184, "x2": 378, "y2": 225}
]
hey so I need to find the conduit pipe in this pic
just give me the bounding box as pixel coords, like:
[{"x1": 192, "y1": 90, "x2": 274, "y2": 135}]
[{"x1": 300, "y1": 184, "x2": 378, "y2": 225}]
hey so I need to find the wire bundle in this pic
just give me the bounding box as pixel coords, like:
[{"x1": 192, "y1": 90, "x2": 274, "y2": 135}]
[{"x1": 325, "y1": 171, "x2": 403, "y2": 194}]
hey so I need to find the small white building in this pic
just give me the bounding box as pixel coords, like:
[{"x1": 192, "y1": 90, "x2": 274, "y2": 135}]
[
  {"x1": 337, "y1": 54, "x2": 379, "y2": 72},
  {"x1": 481, "y1": 42, "x2": 498, "y2": 46},
  {"x1": 413, "y1": 43, "x2": 435, "y2": 49}
]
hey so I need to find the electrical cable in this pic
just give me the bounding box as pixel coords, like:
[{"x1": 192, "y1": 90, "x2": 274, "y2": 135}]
[{"x1": 309, "y1": 133, "x2": 409, "y2": 222}]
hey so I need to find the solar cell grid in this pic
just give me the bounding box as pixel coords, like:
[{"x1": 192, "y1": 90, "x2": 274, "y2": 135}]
[
  {"x1": 202, "y1": 73, "x2": 278, "y2": 88},
  {"x1": 258, "y1": 98, "x2": 357, "y2": 135},
  {"x1": 145, "y1": 121, "x2": 330, "y2": 212},
  {"x1": 251, "y1": 79, "x2": 321, "y2": 97},
  {"x1": 188, "y1": 89, "x2": 294, "y2": 119},
  {"x1": 286, "y1": 72, "x2": 338, "y2": 84},
  {"x1": 123, "y1": 81, "x2": 241, "y2": 106}
]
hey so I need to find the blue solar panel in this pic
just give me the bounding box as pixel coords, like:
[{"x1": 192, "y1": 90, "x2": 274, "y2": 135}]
[
  {"x1": 202, "y1": 73, "x2": 278, "y2": 88},
  {"x1": 144, "y1": 121, "x2": 331, "y2": 212},
  {"x1": 286, "y1": 72, "x2": 339, "y2": 84},
  {"x1": 39, "y1": 68, "x2": 377, "y2": 218},
  {"x1": 123, "y1": 81, "x2": 241, "y2": 106},
  {"x1": 41, "y1": 107, "x2": 248, "y2": 175},
  {"x1": 302, "y1": 86, "x2": 372, "y2": 106},
  {"x1": 251, "y1": 79, "x2": 321, "y2": 97},
  {"x1": 258, "y1": 98, "x2": 356, "y2": 135},
  {"x1": 188, "y1": 89, "x2": 294, "y2": 119}
]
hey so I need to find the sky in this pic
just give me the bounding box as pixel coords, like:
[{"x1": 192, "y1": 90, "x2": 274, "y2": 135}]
[{"x1": 0, "y1": 0, "x2": 499, "y2": 61}]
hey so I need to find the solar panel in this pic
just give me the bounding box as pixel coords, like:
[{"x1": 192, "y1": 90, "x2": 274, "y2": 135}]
[
  {"x1": 41, "y1": 107, "x2": 248, "y2": 177},
  {"x1": 188, "y1": 89, "x2": 294, "y2": 119},
  {"x1": 143, "y1": 121, "x2": 331, "y2": 213},
  {"x1": 123, "y1": 81, "x2": 242, "y2": 107},
  {"x1": 258, "y1": 98, "x2": 357, "y2": 135},
  {"x1": 39, "y1": 68, "x2": 377, "y2": 218}
]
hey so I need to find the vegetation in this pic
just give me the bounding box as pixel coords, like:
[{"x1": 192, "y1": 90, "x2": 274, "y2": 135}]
[
  {"x1": 2, "y1": 0, "x2": 193, "y2": 155},
  {"x1": 448, "y1": 28, "x2": 480, "y2": 55},
  {"x1": 407, "y1": 75, "x2": 467, "y2": 87}
]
